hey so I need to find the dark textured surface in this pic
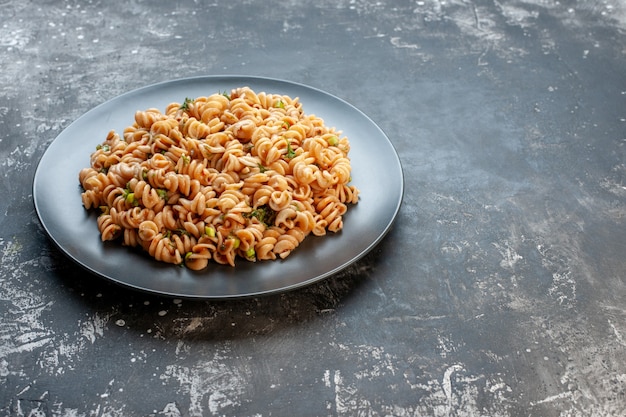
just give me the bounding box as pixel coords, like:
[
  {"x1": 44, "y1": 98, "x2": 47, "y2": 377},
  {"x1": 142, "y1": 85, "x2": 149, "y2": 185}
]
[{"x1": 1, "y1": 1, "x2": 626, "y2": 416}]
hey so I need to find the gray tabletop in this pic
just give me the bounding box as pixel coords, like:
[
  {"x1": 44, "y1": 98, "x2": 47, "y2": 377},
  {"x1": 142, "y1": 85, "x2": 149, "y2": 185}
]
[{"x1": 2, "y1": 1, "x2": 625, "y2": 416}]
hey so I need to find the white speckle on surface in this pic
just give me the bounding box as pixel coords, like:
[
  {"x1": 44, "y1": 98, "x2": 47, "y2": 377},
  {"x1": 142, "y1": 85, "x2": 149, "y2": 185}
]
[
  {"x1": 437, "y1": 335, "x2": 456, "y2": 359},
  {"x1": 488, "y1": 381, "x2": 509, "y2": 394},
  {"x1": 80, "y1": 312, "x2": 110, "y2": 344},
  {"x1": 608, "y1": 319, "x2": 626, "y2": 346},
  {"x1": 493, "y1": 241, "x2": 523, "y2": 271},
  {"x1": 160, "y1": 402, "x2": 183, "y2": 417},
  {"x1": 530, "y1": 391, "x2": 573, "y2": 406},
  {"x1": 161, "y1": 355, "x2": 246, "y2": 417},
  {"x1": 390, "y1": 37, "x2": 420, "y2": 49},
  {"x1": 324, "y1": 369, "x2": 331, "y2": 387},
  {"x1": 442, "y1": 364, "x2": 464, "y2": 413},
  {"x1": 548, "y1": 271, "x2": 577, "y2": 306}
]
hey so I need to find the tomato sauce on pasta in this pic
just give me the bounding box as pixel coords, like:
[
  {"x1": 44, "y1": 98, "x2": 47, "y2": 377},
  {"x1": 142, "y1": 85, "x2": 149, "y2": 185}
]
[{"x1": 78, "y1": 87, "x2": 359, "y2": 270}]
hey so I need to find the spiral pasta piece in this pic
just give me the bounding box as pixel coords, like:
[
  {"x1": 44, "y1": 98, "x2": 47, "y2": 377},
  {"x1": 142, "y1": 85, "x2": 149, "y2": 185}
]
[{"x1": 79, "y1": 87, "x2": 359, "y2": 269}]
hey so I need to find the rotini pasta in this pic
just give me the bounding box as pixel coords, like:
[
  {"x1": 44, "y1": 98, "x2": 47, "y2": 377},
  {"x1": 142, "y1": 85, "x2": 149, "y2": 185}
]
[{"x1": 79, "y1": 87, "x2": 359, "y2": 270}]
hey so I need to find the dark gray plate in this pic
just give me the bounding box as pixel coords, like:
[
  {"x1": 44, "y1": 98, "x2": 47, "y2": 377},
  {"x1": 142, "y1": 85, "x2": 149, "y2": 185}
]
[{"x1": 33, "y1": 76, "x2": 404, "y2": 299}]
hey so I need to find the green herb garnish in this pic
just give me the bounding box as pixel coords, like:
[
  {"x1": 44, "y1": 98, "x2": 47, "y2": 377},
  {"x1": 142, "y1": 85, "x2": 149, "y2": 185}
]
[
  {"x1": 122, "y1": 183, "x2": 138, "y2": 206},
  {"x1": 180, "y1": 97, "x2": 194, "y2": 111},
  {"x1": 285, "y1": 139, "x2": 296, "y2": 159},
  {"x1": 246, "y1": 205, "x2": 276, "y2": 227}
]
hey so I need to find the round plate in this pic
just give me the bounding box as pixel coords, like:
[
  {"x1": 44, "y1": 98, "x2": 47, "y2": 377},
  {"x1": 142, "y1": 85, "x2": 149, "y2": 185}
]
[{"x1": 33, "y1": 76, "x2": 404, "y2": 299}]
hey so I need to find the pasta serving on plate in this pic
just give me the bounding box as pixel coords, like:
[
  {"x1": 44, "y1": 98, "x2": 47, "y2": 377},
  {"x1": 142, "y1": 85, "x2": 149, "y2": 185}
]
[{"x1": 78, "y1": 87, "x2": 359, "y2": 270}]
